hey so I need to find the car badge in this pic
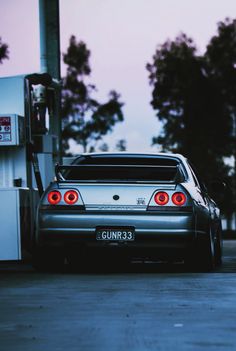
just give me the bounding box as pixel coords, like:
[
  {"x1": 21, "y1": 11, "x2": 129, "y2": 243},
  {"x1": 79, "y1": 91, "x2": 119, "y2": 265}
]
[{"x1": 113, "y1": 195, "x2": 120, "y2": 201}]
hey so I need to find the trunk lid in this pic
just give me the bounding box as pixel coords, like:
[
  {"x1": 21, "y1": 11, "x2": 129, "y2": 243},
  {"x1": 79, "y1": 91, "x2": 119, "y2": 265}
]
[{"x1": 58, "y1": 182, "x2": 177, "y2": 210}]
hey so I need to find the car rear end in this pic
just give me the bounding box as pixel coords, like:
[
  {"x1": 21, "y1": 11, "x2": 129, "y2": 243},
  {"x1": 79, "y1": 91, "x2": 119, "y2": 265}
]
[{"x1": 35, "y1": 154, "x2": 196, "y2": 262}]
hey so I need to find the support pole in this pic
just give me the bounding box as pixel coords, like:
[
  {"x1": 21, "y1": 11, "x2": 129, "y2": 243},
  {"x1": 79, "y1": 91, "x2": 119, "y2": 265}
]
[
  {"x1": 39, "y1": 0, "x2": 61, "y2": 161},
  {"x1": 39, "y1": 0, "x2": 61, "y2": 79}
]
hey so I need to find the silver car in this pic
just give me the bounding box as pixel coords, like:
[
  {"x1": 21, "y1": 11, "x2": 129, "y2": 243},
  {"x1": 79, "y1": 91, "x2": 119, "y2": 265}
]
[{"x1": 33, "y1": 152, "x2": 222, "y2": 271}]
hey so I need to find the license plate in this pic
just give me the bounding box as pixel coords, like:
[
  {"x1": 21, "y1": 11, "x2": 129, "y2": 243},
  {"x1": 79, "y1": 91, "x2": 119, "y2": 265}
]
[{"x1": 96, "y1": 228, "x2": 135, "y2": 241}]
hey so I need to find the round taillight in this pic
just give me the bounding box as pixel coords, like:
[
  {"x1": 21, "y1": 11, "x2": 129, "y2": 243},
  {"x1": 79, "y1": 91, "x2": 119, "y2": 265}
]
[
  {"x1": 47, "y1": 191, "x2": 61, "y2": 205},
  {"x1": 64, "y1": 190, "x2": 79, "y2": 205},
  {"x1": 154, "y1": 191, "x2": 169, "y2": 206},
  {"x1": 172, "y1": 192, "x2": 186, "y2": 206}
]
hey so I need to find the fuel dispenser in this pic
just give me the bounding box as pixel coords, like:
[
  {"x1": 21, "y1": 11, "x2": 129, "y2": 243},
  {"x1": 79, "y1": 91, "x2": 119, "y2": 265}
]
[{"x1": 0, "y1": 73, "x2": 60, "y2": 260}]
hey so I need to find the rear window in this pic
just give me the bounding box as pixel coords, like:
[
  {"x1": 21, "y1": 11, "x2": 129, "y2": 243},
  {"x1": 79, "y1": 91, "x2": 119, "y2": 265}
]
[
  {"x1": 58, "y1": 155, "x2": 184, "y2": 182},
  {"x1": 62, "y1": 165, "x2": 178, "y2": 182}
]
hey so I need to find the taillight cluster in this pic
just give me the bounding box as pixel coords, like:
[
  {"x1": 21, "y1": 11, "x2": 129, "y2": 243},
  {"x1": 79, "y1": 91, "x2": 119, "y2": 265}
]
[
  {"x1": 47, "y1": 190, "x2": 79, "y2": 205},
  {"x1": 47, "y1": 191, "x2": 62, "y2": 205},
  {"x1": 154, "y1": 191, "x2": 186, "y2": 206},
  {"x1": 172, "y1": 192, "x2": 186, "y2": 206},
  {"x1": 64, "y1": 190, "x2": 78, "y2": 204},
  {"x1": 154, "y1": 192, "x2": 169, "y2": 206}
]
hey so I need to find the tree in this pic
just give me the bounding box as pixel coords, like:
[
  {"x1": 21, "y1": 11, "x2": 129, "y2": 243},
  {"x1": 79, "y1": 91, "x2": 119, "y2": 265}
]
[
  {"x1": 116, "y1": 139, "x2": 127, "y2": 151},
  {"x1": 147, "y1": 24, "x2": 236, "y2": 215},
  {"x1": 147, "y1": 33, "x2": 231, "y2": 168},
  {"x1": 99, "y1": 143, "x2": 109, "y2": 152},
  {"x1": 62, "y1": 36, "x2": 124, "y2": 154},
  {"x1": 205, "y1": 18, "x2": 236, "y2": 220},
  {"x1": 0, "y1": 37, "x2": 9, "y2": 64},
  {"x1": 206, "y1": 18, "x2": 236, "y2": 108}
]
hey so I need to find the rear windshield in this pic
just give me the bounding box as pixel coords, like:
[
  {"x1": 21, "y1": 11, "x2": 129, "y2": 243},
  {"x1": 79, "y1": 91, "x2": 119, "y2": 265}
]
[
  {"x1": 62, "y1": 165, "x2": 177, "y2": 182},
  {"x1": 59, "y1": 155, "x2": 183, "y2": 182}
]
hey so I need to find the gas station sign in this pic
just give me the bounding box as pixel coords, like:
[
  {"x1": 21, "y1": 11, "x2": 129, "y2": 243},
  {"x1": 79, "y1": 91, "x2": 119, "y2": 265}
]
[
  {"x1": 0, "y1": 115, "x2": 24, "y2": 146},
  {"x1": 0, "y1": 117, "x2": 12, "y2": 142}
]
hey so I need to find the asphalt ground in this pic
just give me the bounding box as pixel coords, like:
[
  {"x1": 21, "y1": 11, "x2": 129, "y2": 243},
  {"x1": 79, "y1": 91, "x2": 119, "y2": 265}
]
[{"x1": 0, "y1": 241, "x2": 236, "y2": 351}]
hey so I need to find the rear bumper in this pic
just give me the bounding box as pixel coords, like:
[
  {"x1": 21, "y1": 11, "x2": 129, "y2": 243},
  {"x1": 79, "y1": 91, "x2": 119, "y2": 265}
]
[{"x1": 35, "y1": 209, "x2": 201, "y2": 257}]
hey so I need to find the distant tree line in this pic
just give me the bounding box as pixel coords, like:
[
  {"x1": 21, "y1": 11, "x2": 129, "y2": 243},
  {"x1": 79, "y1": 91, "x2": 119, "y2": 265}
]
[
  {"x1": 147, "y1": 18, "x2": 236, "y2": 219},
  {"x1": 3, "y1": 17, "x2": 236, "y2": 220}
]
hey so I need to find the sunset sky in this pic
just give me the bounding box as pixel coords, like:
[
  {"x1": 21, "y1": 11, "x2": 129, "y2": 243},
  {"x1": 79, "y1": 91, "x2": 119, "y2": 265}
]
[{"x1": 0, "y1": 0, "x2": 236, "y2": 152}]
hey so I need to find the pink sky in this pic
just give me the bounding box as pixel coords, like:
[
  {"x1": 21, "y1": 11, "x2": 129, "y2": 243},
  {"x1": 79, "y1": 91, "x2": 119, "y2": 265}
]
[{"x1": 0, "y1": 0, "x2": 236, "y2": 152}]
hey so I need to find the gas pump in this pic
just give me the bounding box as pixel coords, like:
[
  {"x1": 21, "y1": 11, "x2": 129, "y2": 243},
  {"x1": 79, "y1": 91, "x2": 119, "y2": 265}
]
[{"x1": 0, "y1": 73, "x2": 60, "y2": 260}]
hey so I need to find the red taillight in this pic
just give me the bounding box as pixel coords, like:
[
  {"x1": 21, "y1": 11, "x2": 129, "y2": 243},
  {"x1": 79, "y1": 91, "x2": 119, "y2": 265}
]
[
  {"x1": 154, "y1": 191, "x2": 169, "y2": 206},
  {"x1": 47, "y1": 191, "x2": 61, "y2": 205},
  {"x1": 172, "y1": 192, "x2": 186, "y2": 206},
  {"x1": 64, "y1": 190, "x2": 79, "y2": 205}
]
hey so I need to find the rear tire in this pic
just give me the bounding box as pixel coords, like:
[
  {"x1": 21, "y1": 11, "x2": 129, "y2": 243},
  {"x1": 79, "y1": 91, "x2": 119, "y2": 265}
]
[
  {"x1": 66, "y1": 246, "x2": 88, "y2": 272},
  {"x1": 186, "y1": 229, "x2": 216, "y2": 272},
  {"x1": 32, "y1": 247, "x2": 65, "y2": 272},
  {"x1": 199, "y1": 234, "x2": 215, "y2": 271},
  {"x1": 214, "y1": 225, "x2": 223, "y2": 267}
]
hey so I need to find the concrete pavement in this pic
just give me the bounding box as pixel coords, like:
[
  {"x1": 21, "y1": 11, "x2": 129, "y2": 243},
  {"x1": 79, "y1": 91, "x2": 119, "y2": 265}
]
[{"x1": 0, "y1": 241, "x2": 236, "y2": 351}]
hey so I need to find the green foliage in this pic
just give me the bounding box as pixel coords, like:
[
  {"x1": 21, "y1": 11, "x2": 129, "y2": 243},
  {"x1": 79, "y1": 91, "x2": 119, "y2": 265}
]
[
  {"x1": 62, "y1": 36, "x2": 124, "y2": 154},
  {"x1": 0, "y1": 37, "x2": 9, "y2": 64},
  {"x1": 116, "y1": 139, "x2": 127, "y2": 151},
  {"x1": 206, "y1": 18, "x2": 236, "y2": 125},
  {"x1": 147, "y1": 21, "x2": 236, "y2": 214},
  {"x1": 99, "y1": 143, "x2": 109, "y2": 152}
]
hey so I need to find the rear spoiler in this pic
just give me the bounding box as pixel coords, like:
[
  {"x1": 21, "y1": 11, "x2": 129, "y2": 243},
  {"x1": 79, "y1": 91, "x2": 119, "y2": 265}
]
[{"x1": 55, "y1": 164, "x2": 185, "y2": 183}]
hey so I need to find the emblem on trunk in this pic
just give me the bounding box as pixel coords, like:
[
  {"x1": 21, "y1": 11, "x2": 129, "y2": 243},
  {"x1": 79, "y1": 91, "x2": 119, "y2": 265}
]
[
  {"x1": 137, "y1": 198, "x2": 146, "y2": 205},
  {"x1": 113, "y1": 195, "x2": 120, "y2": 200}
]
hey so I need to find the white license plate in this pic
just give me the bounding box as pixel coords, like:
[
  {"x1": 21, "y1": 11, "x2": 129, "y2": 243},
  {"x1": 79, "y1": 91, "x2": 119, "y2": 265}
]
[{"x1": 96, "y1": 228, "x2": 135, "y2": 241}]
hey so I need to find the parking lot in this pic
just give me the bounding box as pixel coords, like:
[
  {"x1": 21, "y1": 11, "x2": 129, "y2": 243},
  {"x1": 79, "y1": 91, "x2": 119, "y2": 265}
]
[{"x1": 0, "y1": 240, "x2": 236, "y2": 351}]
